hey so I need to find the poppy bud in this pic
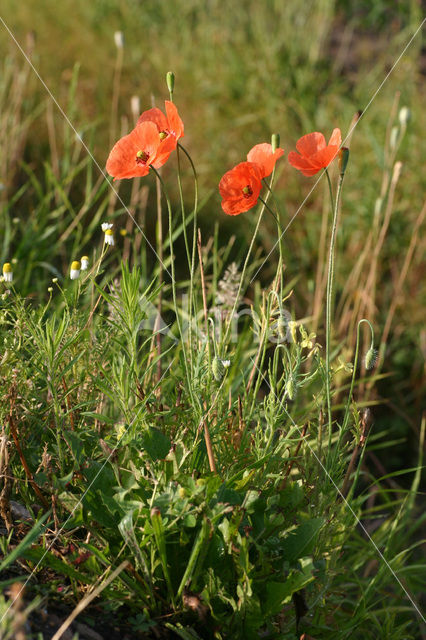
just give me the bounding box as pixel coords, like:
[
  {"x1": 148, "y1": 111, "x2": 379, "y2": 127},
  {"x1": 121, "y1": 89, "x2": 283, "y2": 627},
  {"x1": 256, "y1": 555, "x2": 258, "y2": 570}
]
[
  {"x1": 166, "y1": 71, "x2": 175, "y2": 96},
  {"x1": 150, "y1": 507, "x2": 161, "y2": 518},
  {"x1": 212, "y1": 356, "x2": 225, "y2": 382},
  {"x1": 271, "y1": 133, "x2": 280, "y2": 153},
  {"x1": 338, "y1": 147, "x2": 349, "y2": 176},
  {"x1": 364, "y1": 347, "x2": 378, "y2": 370}
]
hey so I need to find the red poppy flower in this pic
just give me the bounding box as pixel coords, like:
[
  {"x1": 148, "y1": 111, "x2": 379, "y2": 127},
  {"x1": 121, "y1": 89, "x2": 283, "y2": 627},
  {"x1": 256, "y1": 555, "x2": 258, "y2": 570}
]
[
  {"x1": 247, "y1": 143, "x2": 284, "y2": 178},
  {"x1": 137, "y1": 100, "x2": 184, "y2": 167},
  {"x1": 106, "y1": 121, "x2": 166, "y2": 180},
  {"x1": 219, "y1": 162, "x2": 263, "y2": 216},
  {"x1": 288, "y1": 128, "x2": 341, "y2": 176}
]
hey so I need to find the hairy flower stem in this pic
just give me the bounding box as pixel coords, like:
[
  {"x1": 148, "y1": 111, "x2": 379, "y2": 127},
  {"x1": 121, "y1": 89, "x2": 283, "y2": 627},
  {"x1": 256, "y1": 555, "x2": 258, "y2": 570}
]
[
  {"x1": 325, "y1": 167, "x2": 345, "y2": 458},
  {"x1": 259, "y1": 193, "x2": 284, "y2": 298},
  {"x1": 177, "y1": 143, "x2": 199, "y2": 369}
]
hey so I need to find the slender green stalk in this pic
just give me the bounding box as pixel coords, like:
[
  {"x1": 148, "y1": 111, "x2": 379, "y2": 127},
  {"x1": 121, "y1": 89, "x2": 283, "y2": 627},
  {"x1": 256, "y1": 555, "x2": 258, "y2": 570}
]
[
  {"x1": 324, "y1": 166, "x2": 346, "y2": 456},
  {"x1": 177, "y1": 143, "x2": 199, "y2": 369},
  {"x1": 259, "y1": 191, "x2": 284, "y2": 297},
  {"x1": 341, "y1": 319, "x2": 375, "y2": 435}
]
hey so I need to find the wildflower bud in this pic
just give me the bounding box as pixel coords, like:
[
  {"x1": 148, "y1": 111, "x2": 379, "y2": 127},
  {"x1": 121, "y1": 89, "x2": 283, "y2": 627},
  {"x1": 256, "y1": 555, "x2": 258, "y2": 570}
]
[
  {"x1": 114, "y1": 31, "x2": 124, "y2": 49},
  {"x1": 212, "y1": 356, "x2": 225, "y2": 382},
  {"x1": 48, "y1": 286, "x2": 53, "y2": 293},
  {"x1": 119, "y1": 229, "x2": 127, "y2": 236},
  {"x1": 285, "y1": 377, "x2": 295, "y2": 400},
  {"x1": 338, "y1": 147, "x2": 349, "y2": 176},
  {"x1": 166, "y1": 71, "x2": 175, "y2": 96},
  {"x1": 2, "y1": 263, "x2": 13, "y2": 283},
  {"x1": 398, "y1": 106, "x2": 411, "y2": 127},
  {"x1": 81, "y1": 256, "x2": 89, "y2": 271},
  {"x1": 364, "y1": 347, "x2": 378, "y2": 370},
  {"x1": 70, "y1": 260, "x2": 81, "y2": 280},
  {"x1": 271, "y1": 133, "x2": 280, "y2": 153},
  {"x1": 150, "y1": 507, "x2": 161, "y2": 518},
  {"x1": 52, "y1": 277, "x2": 58, "y2": 283},
  {"x1": 178, "y1": 487, "x2": 186, "y2": 499},
  {"x1": 104, "y1": 229, "x2": 115, "y2": 246},
  {"x1": 390, "y1": 126, "x2": 398, "y2": 150}
]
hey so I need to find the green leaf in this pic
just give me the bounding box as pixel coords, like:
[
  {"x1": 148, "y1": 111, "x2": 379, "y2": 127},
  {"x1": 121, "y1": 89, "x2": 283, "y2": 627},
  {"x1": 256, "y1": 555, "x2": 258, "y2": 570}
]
[
  {"x1": 140, "y1": 427, "x2": 171, "y2": 461},
  {"x1": 281, "y1": 518, "x2": 323, "y2": 563},
  {"x1": 264, "y1": 560, "x2": 315, "y2": 616},
  {"x1": 0, "y1": 511, "x2": 51, "y2": 572}
]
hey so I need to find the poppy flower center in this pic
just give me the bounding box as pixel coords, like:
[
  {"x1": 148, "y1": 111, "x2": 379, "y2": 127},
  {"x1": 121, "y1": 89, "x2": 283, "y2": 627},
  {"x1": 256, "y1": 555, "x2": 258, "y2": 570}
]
[
  {"x1": 242, "y1": 185, "x2": 253, "y2": 198},
  {"x1": 159, "y1": 131, "x2": 168, "y2": 140},
  {"x1": 136, "y1": 150, "x2": 149, "y2": 164}
]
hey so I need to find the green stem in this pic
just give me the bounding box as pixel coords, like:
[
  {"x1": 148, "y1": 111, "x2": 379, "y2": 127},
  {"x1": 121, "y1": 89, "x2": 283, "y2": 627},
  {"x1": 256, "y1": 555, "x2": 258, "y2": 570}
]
[
  {"x1": 341, "y1": 319, "x2": 375, "y2": 435},
  {"x1": 261, "y1": 179, "x2": 284, "y2": 297},
  {"x1": 325, "y1": 167, "x2": 345, "y2": 457},
  {"x1": 177, "y1": 143, "x2": 199, "y2": 370}
]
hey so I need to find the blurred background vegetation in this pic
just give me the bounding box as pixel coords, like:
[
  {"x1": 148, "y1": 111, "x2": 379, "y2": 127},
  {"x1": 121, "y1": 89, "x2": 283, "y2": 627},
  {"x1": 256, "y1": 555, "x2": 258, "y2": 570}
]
[{"x1": 0, "y1": 0, "x2": 424, "y2": 475}]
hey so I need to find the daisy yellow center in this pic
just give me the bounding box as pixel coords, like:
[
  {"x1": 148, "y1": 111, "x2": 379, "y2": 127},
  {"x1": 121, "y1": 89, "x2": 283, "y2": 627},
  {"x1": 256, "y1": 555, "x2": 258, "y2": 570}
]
[
  {"x1": 242, "y1": 185, "x2": 253, "y2": 198},
  {"x1": 136, "y1": 150, "x2": 149, "y2": 164}
]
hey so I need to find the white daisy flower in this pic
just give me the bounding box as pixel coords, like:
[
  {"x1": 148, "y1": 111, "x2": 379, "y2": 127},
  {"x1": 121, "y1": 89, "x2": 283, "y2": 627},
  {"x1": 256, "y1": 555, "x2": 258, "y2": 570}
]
[
  {"x1": 101, "y1": 222, "x2": 113, "y2": 232},
  {"x1": 2, "y1": 263, "x2": 13, "y2": 283},
  {"x1": 70, "y1": 260, "x2": 81, "y2": 280},
  {"x1": 81, "y1": 256, "x2": 89, "y2": 271},
  {"x1": 104, "y1": 229, "x2": 115, "y2": 246}
]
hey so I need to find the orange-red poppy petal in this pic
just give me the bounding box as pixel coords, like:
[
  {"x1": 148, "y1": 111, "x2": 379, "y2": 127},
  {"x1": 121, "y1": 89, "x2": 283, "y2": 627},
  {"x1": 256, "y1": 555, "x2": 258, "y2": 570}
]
[
  {"x1": 137, "y1": 107, "x2": 168, "y2": 132},
  {"x1": 287, "y1": 151, "x2": 319, "y2": 176},
  {"x1": 129, "y1": 121, "x2": 162, "y2": 157},
  {"x1": 247, "y1": 143, "x2": 284, "y2": 178},
  {"x1": 328, "y1": 128, "x2": 342, "y2": 148},
  {"x1": 296, "y1": 132, "x2": 326, "y2": 158},
  {"x1": 219, "y1": 162, "x2": 262, "y2": 216},
  {"x1": 165, "y1": 101, "x2": 184, "y2": 139},
  {"x1": 310, "y1": 145, "x2": 340, "y2": 170},
  {"x1": 106, "y1": 121, "x2": 160, "y2": 180},
  {"x1": 106, "y1": 134, "x2": 151, "y2": 180},
  {"x1": 151, "y1": 135, "x2": 178, "y2": 169}
]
